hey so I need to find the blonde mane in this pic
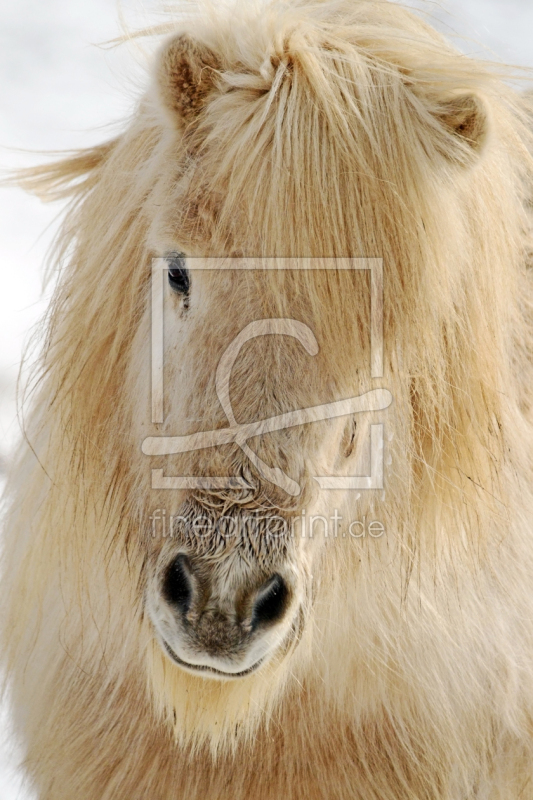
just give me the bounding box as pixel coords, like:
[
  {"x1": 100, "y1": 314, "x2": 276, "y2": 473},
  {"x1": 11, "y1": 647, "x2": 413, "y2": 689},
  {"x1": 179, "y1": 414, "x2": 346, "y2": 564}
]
[{"x1": 4, "y1": 1, "x2": 533, "y2": 797}]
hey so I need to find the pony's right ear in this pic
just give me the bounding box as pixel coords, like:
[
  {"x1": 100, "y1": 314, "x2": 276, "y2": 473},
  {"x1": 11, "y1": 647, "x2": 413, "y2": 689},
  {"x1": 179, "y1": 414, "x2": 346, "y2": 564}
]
[{"x1": 155, "y1": 34, "x2": 221, "y2": 126}]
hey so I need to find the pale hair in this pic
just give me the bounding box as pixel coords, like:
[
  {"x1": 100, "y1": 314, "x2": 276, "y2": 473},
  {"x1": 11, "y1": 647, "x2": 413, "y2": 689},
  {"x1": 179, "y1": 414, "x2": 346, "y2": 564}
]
[{"x1": 3, "y1": 0, "x2": 533, "y2": 797}]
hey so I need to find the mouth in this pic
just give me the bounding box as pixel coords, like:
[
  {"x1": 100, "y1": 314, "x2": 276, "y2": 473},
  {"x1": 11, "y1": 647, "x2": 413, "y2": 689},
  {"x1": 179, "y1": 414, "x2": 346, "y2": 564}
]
[{"x1": 162, "y1": 639, "x2": 264, "y2": 679}]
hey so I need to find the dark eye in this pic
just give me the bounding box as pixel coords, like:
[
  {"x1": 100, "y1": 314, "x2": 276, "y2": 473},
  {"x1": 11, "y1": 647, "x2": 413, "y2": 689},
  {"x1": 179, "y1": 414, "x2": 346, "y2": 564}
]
[{"x1": 166, "y1": 252, "x2": 190, "y2": 295}]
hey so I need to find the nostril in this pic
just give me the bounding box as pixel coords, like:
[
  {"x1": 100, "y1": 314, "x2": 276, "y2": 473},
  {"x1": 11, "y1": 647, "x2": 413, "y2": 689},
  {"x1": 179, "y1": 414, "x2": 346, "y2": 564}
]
[
  {"x1": 162, "y1": 554, "x2": 193, "y2": 614},
  {"x1": 252, "y1": 574, "x2": 289, "y2": 627}
]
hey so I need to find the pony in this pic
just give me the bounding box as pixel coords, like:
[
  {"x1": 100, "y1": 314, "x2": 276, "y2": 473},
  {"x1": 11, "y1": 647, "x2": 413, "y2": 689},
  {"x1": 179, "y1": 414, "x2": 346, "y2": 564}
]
[{"x1": 3, "y1": 0, "x2": 533, "y2": 797}]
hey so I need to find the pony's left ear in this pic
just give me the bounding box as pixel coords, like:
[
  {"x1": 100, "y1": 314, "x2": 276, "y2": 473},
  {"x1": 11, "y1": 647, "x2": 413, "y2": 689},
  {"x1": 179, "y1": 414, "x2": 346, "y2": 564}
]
[
  {"x1": 155, "y1": 33, "x2": 221, "y2": 126},
  {"x1": 416, "y1": 90, "x2": 490, "y2": 168},
  {"x1": 437, "y1": 93, "x2": 489, "y2": 155}
]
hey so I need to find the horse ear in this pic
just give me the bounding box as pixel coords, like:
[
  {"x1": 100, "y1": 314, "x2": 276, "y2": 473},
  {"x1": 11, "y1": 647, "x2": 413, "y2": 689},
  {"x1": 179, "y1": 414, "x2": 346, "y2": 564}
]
[
  {"x1": 435, "y1": 93, "x2": 490, "y2": 158},
  {"x1": 156, "y1": 34, "x2": 221, "y2": 125}
]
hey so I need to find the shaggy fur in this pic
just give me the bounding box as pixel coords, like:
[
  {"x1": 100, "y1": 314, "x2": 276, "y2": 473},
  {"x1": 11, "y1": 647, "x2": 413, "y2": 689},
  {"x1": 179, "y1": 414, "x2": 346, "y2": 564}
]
[{"x1": 3, "y1": 0, "x2": 533, "y2": 797}]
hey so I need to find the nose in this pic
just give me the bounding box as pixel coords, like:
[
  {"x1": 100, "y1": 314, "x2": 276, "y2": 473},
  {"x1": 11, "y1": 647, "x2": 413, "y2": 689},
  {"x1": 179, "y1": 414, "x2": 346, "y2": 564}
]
[
  {"x1": 159, "y1": 554, "x2": 292, "y2": 678},
  {"x1": 250, "y1": 573, "x2": 289, "y2": 626},
  {"x1": 162, "y1": 553, "x2": 194, "y2": 615}
]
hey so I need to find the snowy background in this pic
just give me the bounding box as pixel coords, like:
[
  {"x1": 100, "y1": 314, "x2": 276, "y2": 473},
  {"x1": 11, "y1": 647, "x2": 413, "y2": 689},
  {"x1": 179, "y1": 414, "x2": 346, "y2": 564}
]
[{"x1": 0, "y1": 1, "x2": 532, "y2": 797}]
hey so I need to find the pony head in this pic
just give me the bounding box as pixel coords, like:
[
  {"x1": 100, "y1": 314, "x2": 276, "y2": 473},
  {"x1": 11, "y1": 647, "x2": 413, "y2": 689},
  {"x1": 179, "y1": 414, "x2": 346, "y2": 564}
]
[{"x1": 7, "y1": 0, "x2": 533, "y2": 753}]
